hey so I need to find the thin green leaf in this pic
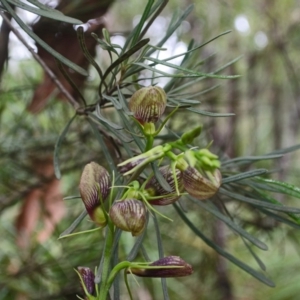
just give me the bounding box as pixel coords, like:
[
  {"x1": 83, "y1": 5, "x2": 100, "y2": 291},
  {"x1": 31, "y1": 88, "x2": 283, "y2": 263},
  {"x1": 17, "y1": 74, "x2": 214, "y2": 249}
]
[
  {"x1": 187, "y1": 107, "x2": 235, "y2": 117},
  {"x1": 92, "y1": 34, "x2": 119, "y2": 56},
  {"x1": 27, "y1": 0, "x2": 59, "y2": 11},
  {"x1": 117, "y1": 85, "x2": 131, "y2": 114},
  {"x1": 54, "y1": 114, "x2": 76, "y2": 179},
  {"x1": 100, "y1": 38, "x2": 150, "y2": 93},
  {"x1": 117, "y1": 112, "x2": 144, "y2": 151},
  {"x1": 56, "y1": 59, "x2": 86, "y2": 106},
  {"x1": 127, "y1": 215, "x2": 148, "y2": 261},
  {"x1": 163, "y1": 31, "x2": 232, "y2": 66},
  {"x1": 77, "y1": 27, "x2": 105, "y2": 88},
  {"x1": 242, "y1": 238, "x2": 266, "y2": 271},
  {"x1": 63, "y1": 196, "x2": 81, "y2": 200},
  {"x1": 89, "y1": 113, "x2": 132, "y2": 143},
  {"x1": 146, "y1": 57, "x2": 240, "y2": 79},
  {"x1": 220, "y1": 188, "x2": 300, "y2": 213},
  {"x1": 1, "y1": 0, "x2": 87, "y2": 75},
  {"x1": 258, "y1": 208, "x2": 300, "y2": 229},
  {"x1": 151, "y1": 162, "x2": 172, "y2": 192},
  {"x1": 266, "y1": 143, "x2": 300, "y2": 156},
  {"x1": 146, "y1": 4, "x2": 194, "y2": 57},
  {"x1": 89, "y1": 110, "x2": 123, "y2": 130},
  {"x1": 139, "y1": 0, "x2": 169, "y2": 41},
  {"x1": 173, "y1": 203, "x2": 275, "y2": 287},
  {"x1": 102, "y1": 94, "x2": 122, "y2": 110},
  {"x1": 59, "y1": 210, "x2": 87, "y2": 238},
  {"x1": 213, "y1": 55, "x2": 243, "y2": 74},
  {"x1": 222, "y1": 169, "x2": 268, "y2": 184},
  {"x1": 222, "y1": 154, "x2": 283, "y2": 166},
  {"x1": 168, "y1": 97, "x2": 200, "y2": 105},
  {"x1": 191, "y1": 198, "x2": 268, "y2": 250},
  {"x1": 251, "y1": 187, "x2": 300, "y2": 224},
  {"x1": 153, "y1": 213, "x2": 170, "y2": 300},
  {"x1": 168, "y1": 84, "x2": 220, "y2": 98},
  {"x1": 254, "y1": 177, "x2": 300, "y2": 199},
  {"x1": 7, "y1": 0, "x2": 82, "y2": 24},
  {"x1": 87, "y1": 118, "x2": 117, "y2": 174},
  {"x1": 130, "y1": 0, "x2": 155, "y2": 46}
]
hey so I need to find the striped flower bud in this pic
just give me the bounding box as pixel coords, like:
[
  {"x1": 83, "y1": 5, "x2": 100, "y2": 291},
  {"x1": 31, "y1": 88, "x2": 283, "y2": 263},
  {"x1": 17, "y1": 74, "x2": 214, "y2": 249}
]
[
  {"x1": 129, "y1": 256, "x2": 193, "y2": 278},
  {"x1": 183, "y1": 167, "x2": 222, "y2": 200},
  {"x1": 145, "y1": 166, "x2": 184, "y2": 205},
  {"x1": 109, "y1": 199, "x2": 146, "y2": 236},
  {"x1": 77, "y1": 267, "x2": 95, "y2": 296},
  {"x1": 79, "y1": 162, "x2": 111, "y2": 225},
  {"x1": 129, "y1": 86, "x2": 167, "y2": 124}
]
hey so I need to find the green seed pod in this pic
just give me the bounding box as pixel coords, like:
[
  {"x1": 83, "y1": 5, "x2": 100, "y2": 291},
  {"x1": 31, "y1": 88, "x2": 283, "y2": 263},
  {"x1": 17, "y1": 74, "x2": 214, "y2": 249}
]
[
  {"x1": 129, "y1": 86, "x2": 167, "y2": 124},
  {"x1": 145, "y1": 166, "x2": 184, "y2": 205},
  {"x1": 183, "y1": 167, "x2": 222, "y2": 200},
  {"x1": 79, "y1": 162, "x2": 110, "y2": 224},
  {"x1": 129, "y1": 256, "x2": 193, "y2": 278},
  {"x1": 109, "y1": 199, "x2": 146, "y2": 236}
]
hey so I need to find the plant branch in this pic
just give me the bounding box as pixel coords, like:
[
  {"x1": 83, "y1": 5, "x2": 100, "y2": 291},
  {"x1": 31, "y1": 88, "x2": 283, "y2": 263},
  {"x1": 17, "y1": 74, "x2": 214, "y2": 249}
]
[{"x1": 0, "y1": 11, "x2": 80, "y2": 110}]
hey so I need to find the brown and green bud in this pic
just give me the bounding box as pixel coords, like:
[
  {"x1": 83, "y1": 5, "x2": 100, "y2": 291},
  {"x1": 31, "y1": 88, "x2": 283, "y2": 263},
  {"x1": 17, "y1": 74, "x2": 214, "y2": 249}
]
[
  {"x1": 129, "y1": 86, "x2": 167, "y2": 124},
  {"x1": 183, "y1": 167, "x2": 222, "y2": 200},
  {"x1": 129, "y1": 256, "x2": 193, "y2": 278},
  {"x1": 109, "y1": 199, "x2": 147, "y2": 236},
  {"x1": 77, "y1": 266, "x2": 95, "y2": 296},
  {"x1": 145, "y1": 166, "x2": 184, "y2": 205},
  {"x1": 79, "y1": 162, "x2": 111, "y2": 225}
]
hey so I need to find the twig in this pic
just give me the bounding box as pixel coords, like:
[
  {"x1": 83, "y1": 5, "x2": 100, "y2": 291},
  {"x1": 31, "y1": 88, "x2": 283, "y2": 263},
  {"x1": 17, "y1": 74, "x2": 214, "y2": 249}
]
[{"x1": 0, "y1": 11, "x2": 80, "y2": 110}]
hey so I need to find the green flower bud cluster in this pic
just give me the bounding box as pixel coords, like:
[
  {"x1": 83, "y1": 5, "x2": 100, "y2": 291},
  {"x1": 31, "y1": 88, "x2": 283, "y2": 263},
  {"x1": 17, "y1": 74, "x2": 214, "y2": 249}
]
[{"x1": 74, "y1": 87, "x2": 220, "y2": 294}]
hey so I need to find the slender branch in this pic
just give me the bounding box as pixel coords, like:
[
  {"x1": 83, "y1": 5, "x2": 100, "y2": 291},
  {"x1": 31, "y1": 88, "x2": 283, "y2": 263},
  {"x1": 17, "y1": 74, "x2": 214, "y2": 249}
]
[{"x1": 0, "y1": 11, "x2": 80, "y2": 110}]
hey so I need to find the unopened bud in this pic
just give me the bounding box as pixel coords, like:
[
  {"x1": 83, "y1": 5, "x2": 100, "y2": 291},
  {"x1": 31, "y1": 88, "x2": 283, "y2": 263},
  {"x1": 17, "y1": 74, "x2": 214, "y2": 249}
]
[
  {"x1": 130, "y1": 256, "x2": 193, "y2": 278},
  {"x1": 183, "y1": 167, "x2": 221, "y2": 200},
  {"x1": 129, "y1": 86, "x2": 167, "y2": 124},
  {"x1": 109, "y1": 199, "x2": 147, "y2": 236},
  {"x1": 77, "y1": 266, "x2": 95, "y2": 296},
  {"x1": 79, "y1": 162, "x2": 110, "y2": 225},
  {"x1": 145, "y1": 166, "x2": 184, "y2": 205}
]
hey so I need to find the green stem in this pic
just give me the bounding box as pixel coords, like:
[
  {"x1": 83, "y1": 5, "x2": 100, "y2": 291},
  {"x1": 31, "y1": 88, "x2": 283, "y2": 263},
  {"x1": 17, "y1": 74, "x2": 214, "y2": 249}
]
[
  {"x1": 100, "y1": 261, "x2": 132, "y2": 298},
  {"x1": 98, "y1": 223, "x2": 115, "y2": 300},
  {"x1": 145, "y1": 135, "x2": 154, "y2": 151}
]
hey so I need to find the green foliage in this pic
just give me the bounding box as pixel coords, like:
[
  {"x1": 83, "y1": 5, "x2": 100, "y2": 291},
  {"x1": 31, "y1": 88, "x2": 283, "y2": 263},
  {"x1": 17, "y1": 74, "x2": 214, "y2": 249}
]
[{"x1": 1, "y1": 0, "x2": 300, "y2": 299}]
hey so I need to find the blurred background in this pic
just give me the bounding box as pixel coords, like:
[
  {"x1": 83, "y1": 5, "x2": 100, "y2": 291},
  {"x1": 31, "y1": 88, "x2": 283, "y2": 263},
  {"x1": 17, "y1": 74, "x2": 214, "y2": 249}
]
[{"x1": 0, "y1": 0, "x2": 300, "y2": 299}]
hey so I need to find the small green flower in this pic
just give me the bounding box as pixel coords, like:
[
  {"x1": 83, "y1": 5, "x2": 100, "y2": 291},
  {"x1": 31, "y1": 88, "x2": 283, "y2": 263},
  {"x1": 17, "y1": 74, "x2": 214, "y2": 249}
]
[
  {"x1": 118, "y1": 144, "x2": 172, "y2": 175},
  {"x1": 129, "y1": 86, "x2": 167, "y2": 124},
  {"x1": 109, "y1": 199, "x2": 147, "y2": 236},
  {"x1": 79, "y1": 162, "x2": 110, "y2": 225}
]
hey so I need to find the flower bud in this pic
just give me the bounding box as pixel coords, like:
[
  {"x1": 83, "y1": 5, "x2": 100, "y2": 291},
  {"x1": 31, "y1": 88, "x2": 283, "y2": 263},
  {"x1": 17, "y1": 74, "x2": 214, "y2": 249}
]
[
  {"x1": 145, "y1": 166, "x2": 184, "y2": 205},
  {"x1": 77, "y1": 266, "x2": 95, "y2": 296},
  {"x1": 129, "y1": 256, "x2": 193, "y2": 278},
  {"x1": 129, "y1": 86, "x2": 167, "y2": 124},
  {"x1": 183, "y1": 167, "x2": 222, "y2": 200},
  {"x1": 79, "y1": 162, "x2": 111, "y2": 225},
  {"x1": 109, "y1": 199, "x2": 146, "y2": 236}
]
